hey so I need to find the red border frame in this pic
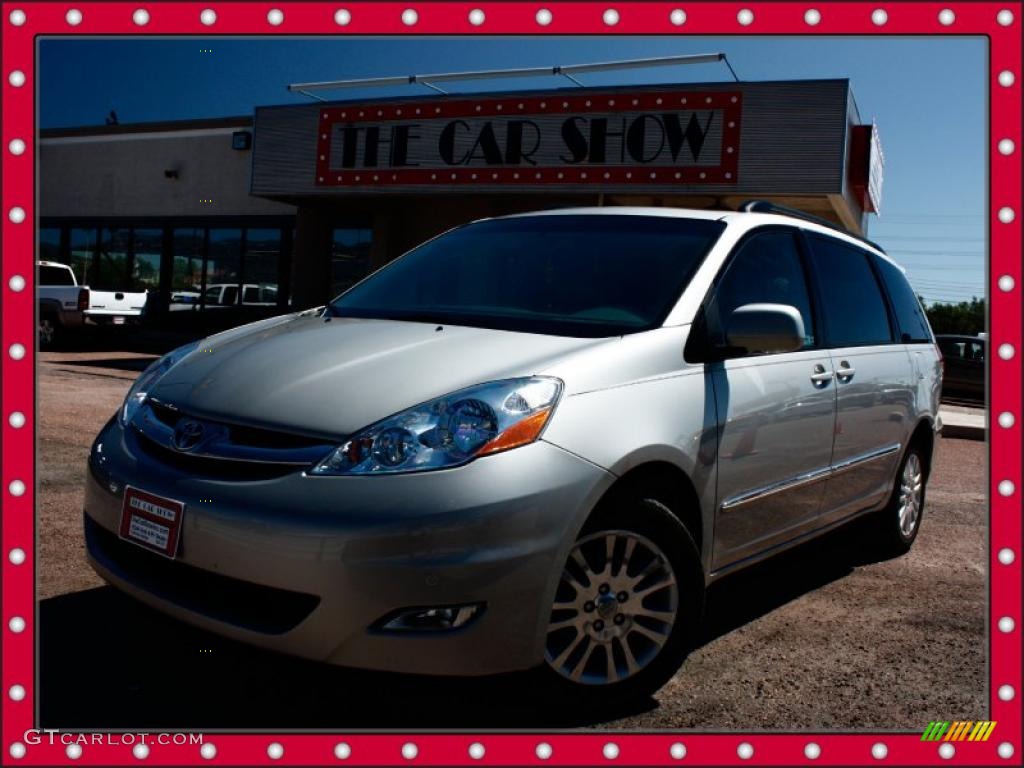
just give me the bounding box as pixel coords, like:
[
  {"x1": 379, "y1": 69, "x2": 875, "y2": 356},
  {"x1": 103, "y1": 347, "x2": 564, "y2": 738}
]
[
  {"x1": 1, "y1": 3, "x2": 1020, "y2": 766},
  {"x1": 313, "y1": 89, "x2": 742, "y2": 186}
]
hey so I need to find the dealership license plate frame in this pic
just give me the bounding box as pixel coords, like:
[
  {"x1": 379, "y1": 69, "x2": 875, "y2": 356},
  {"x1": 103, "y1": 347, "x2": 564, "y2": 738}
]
[{"x1": 118, "y1": 485, "x2": 185, "y2": 559}]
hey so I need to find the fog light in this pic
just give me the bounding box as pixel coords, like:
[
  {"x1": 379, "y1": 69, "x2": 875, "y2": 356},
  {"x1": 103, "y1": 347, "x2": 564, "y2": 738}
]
[{"x1": 377, "y1": 603, "x2": 484, "y2": 632}]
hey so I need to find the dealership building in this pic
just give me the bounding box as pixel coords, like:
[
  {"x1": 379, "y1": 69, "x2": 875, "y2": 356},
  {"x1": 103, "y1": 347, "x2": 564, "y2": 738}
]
[{"x1": 39, "y1": 77, "x2": 882, "y2": 329}]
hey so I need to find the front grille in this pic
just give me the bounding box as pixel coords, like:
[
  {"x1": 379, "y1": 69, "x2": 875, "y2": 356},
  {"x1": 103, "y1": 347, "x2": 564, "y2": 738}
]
[
  {"x1": 148, "y1": 401, "x2": 330, "y2": 451},
  {"x1": 132, "y1": 430, "x2": 302, "y2": 481},
  {"x1": 85, "y1": 514, "x2": 320, "y2": 635}
]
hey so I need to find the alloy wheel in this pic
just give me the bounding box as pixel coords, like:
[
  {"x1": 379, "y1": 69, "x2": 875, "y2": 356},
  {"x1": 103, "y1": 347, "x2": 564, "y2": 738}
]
[
  {"x1": 898, "y1": 453, "x2": 923, "y2": 537},
  {"x1": 545, "y1": 530, "x2": 678, "y2": 686},
  {"x1": 39, "y1": 318, "x2": 55, "y2": 346}
]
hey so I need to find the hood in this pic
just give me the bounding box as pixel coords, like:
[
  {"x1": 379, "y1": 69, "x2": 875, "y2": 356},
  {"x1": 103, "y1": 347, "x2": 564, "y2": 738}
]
[{"x1": 150, "y1": 313, "x2": 603, "y2": 438}]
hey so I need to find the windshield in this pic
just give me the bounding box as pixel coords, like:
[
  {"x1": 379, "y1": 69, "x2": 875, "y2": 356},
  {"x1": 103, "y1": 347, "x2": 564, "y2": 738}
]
[{"x1": 329, "y1": 214, "x2": 725, "y2": 337}]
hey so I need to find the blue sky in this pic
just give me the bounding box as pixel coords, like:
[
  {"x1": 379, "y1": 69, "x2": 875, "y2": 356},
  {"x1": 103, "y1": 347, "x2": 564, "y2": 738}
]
[{"x1": 38, "y1": 36, "x2": 987, "y2": 304}]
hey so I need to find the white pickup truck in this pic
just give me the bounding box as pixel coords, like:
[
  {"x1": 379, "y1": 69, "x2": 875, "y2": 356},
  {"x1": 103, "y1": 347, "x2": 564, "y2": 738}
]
[{"x1": 37, "y1": 261, "x2": 148, "y2": 347}]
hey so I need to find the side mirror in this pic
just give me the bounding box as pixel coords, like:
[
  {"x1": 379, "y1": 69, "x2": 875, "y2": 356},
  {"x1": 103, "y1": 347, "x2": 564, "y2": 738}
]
[{"x1": 726, "y1": 303, "x2": 805, "y2": 354}]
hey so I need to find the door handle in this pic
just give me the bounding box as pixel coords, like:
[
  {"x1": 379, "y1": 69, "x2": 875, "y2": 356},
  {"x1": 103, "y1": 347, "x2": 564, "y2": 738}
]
[
  {"x1": 810, "y1": 364, "x2": 833, "y2": 386},
  {"x1": 837, "y1": 361, "x2": 856, "y2": 381}
]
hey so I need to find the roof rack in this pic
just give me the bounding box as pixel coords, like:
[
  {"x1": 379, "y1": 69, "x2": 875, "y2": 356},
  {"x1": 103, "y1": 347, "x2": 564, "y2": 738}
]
[{"x1": 738, "y1": 200, "x2": 884, "y2": 252}]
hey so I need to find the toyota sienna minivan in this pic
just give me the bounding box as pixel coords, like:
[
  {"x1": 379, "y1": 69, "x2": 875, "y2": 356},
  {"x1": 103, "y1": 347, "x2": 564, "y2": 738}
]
[{"x1": 85, "y1": 204, "x2": 942, "y2": 701}]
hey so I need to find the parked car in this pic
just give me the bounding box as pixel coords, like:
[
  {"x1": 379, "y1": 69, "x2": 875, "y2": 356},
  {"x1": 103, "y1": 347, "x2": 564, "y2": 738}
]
[
  {"x1": 37, "y1": 261, "x2": 89, "y2": 347},
  {"x1": 37, "y1": 260, "x2": 148, "y2": 346},
  {"x1": 935, "y1": 334, "x2": 984, "y2": 403},
  {"x1": 84, "y1": 204, "x2": 942, "y2": 701},
  {"x1": 203, "y1": 283, "x2": 279, "y2": 307}
]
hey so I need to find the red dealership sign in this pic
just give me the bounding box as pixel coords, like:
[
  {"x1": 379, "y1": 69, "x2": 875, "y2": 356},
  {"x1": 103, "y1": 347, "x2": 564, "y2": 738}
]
[{"x1": 314, "y1": 89, "x2": 742, "y2": 187}]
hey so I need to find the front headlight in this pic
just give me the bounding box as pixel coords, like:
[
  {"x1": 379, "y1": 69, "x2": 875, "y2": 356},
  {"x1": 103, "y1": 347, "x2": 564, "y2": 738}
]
[
  {"x1": 119, "y1": 342, "x2": 200, "y2": 425},
  {"x1": 310, "y1": 377, "x2": 563, "y2": 476}
]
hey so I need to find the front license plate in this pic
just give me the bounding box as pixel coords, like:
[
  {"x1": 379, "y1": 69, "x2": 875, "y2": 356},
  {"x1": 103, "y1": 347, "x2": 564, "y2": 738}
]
[
  {"x1": 112, "y1": 316, "x2": 125, "y2": 325},
  {"x1": 119, "y1": 486, "x2": 185, "y2": 559}
]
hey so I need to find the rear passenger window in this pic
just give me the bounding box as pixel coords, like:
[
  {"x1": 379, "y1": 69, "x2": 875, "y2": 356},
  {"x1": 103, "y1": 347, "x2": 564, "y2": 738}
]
[
  {"x1": 807, "y1": 235, "x2": 894, "y2": 347},
  {"x1": 707, "y1": 230, "x2": 816, "y2": 350},
  {"x1": 873, "y1": 256, "x2": 933, "y2": 343}
]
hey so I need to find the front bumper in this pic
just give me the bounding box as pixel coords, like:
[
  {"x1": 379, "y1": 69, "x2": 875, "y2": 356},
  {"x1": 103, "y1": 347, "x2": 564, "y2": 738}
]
[{"x1": 84, "y1": 417, "x2": 613, "y2": 676}]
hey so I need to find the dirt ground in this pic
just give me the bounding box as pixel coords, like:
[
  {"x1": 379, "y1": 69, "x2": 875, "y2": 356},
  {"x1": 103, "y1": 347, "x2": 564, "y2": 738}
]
[{"x1": 37, "y1": 350, "x2": 986, "y2": 730}]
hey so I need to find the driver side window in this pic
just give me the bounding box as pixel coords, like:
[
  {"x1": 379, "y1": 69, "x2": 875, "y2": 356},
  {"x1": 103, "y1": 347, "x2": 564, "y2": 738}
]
[{"x1": 706, "y1": 230, "x2": 816, "y2": 351}]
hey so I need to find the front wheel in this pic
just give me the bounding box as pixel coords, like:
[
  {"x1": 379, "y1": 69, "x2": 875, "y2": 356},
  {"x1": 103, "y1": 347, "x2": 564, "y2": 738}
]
[{"x1": 542, "y1": 496, "x2": 703, "y2": 703}]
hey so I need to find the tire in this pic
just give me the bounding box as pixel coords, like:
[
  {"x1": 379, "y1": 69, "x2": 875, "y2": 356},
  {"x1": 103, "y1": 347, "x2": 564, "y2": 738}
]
[
  {"x1": 868, "y1": 442, "x2": 928, "y2": 556},
  {"x1": 39, "y1": 314, "x2": 60, "y2": 349},
  {"x1": 540, "y1": 493, "x2": 704, "y2": 705}
]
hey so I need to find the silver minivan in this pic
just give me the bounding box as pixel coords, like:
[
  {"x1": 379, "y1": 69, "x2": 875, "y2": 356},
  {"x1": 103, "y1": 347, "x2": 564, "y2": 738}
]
[{"x1": 84, "y1": 205, "x2": 942, "y2": 701}]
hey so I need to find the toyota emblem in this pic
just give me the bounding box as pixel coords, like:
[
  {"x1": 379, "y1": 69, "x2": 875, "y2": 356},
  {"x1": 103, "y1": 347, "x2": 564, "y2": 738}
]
[{"x1": 171, "y1": 418, "x2": 205, "y2": 452}]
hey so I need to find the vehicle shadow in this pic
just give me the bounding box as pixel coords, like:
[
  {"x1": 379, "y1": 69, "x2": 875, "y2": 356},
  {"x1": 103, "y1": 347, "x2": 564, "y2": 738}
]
[
  {"x1": 52, "y1": 357, "x2": 155, "y2": 373},
  {"x1": 39, "y1": 517, "x2": 889, "y2": 731}
]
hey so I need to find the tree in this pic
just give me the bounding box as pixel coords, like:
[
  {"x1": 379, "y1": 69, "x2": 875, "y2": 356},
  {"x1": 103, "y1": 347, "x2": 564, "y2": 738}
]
[{"x1": 921, "y1": 296, "x2": 985, "y2": 336}]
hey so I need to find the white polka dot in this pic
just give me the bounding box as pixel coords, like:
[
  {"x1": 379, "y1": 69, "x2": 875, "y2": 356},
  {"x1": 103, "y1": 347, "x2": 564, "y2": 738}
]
[
  {"x1": 939, "y1": 743, "x2": 955, "y2": 759},
  {"x1": 7, "y1": 410, "x2": 25, "y2": 427},
  {"x1": 938, "y1": 9, "x2": 955, "y2": 25},
  {"x1": 66, "y1": 744, "x2": 82, "y2": 760},
  {"x1": 401, "y1": 8, "x2": 417, "y2": 25},
  {"x1": 200, "y1": 8, "x2": 216, "y2": 25},
  {"x1": 334, "y1": 742, "x2": 351, "y2": 759},
  {"x1": 998, "y1": 616, "x2": 1015, "y2": 632},
  {"x1": 9, "y1": 548, "x2": 26, "y2": 565},
  {"x1": 334, "y1": 9, "x2": 351, "y2": 25},
  {"x1": 872, "y1": 743, "x2": 888, "y2": 760},
  {"x1": 8, "y1": 480, "x2": 25, "y2": 497},
  {"x1": 9, "y1": 8, "x2": 26, "y2": 25},
  {"x1": 133, "y1": 8, "x2": 149, "y2": 25},
  {"x1": 669, "y1": 743, "x2": 686, "y2": 760},
  {"x1": 805, "y1": 743, "x2": 821, "y2": 759},
  {"x1": 8, "y1": 685, "x2": 25, "y2": 701},
  {"x1": 998, "y1": 206, "x2": 1015, "y2": 223},
  {"x1": 670, "y1": 8, "x2": 686, "y2": 25},
  {"x1": 9, "y1": 275, "x2": 26, "y2": 292},
  {"x1": 999, "y1": 275, "x2": 1016, "y2": 292},
  {"x1": 468, "y1": 743, "x2": 485, "y2": 760},
  {"x1": 65, "y1": 8, "x2": 82, "y2": 25},
  {"x1": 804, "y1": 9, "x2": 821, "y2": 25},
  {"x1": 998, "y1": 742, "x2": 1014, "y2": 759},
  {"x1": 998, "y1": 343, "x2": 1015, "y2": 360},
  {"x1": 997, "y1": 9, "x2": 1014, "y2": 25},
  {"x1": 737, "y1": 743, "x2": 753, "y2": 760},
  {"x1": 998, "y1": 411, "x2": 1015, "y2": 428},
  {"x1": 871, "y1": 8, "x2": 888, "y2": 25},
  {"x1": 603, "y1": 743, "x2": 619, "y2": 760},
  {"x1": 133, "y1": 743, "x2": 149, "y2": 760},
  {"x1": 9, "y1": 343, "x2": 25, "y2": 360},
  {"x1": 401, "y1": 743, "x2": 418, "y2": 760},
  {"x1": 9, "y1": 743, "x2": 26, "y2": 759},
  {"x1": 536, "y1": 8, "x2": 552, "y2": 25},
  {"x1": 468, "y1": 8, "x2": 484, "y2": 25},
  {"x1": 267, "y1": 8, "x2": 284, "y2": 25},
  {"x1": 998, "y1": 70, "x2": 1015, "y2": 87},
  {"x1": 998, "y1": 138, "x2": 1015, "y2": 155},
  {"x1": 8, "y1": 207, "x2": 25, "y2": 224},
  {"x1": 603, "y1": 8, "x2": 619, "y2": 25},
  {"x1": 267, "y1": 742, "x2": 284, "y2": 759},
  {"x1": 8, "y1": 138, "x2": 26, "y2": 155},
  {"x1": 998, "y1": 684, "x2": 1015, "y2": 701},
  {"x1": 998, "y1": 480, "x2": 1016, "y2": 496},
  {"x1": 536, "y1": 743, "x2": 553, "y2": 760},
  {"x1": 998, "y1": 548, "x2": 1015, "y2": 565},
  {"x1": 8, "y1": 70, "x2": 26, "y2": 87},
  {"x1": 737, "y1": 8, "x2": 753, "y2": 25},
  {"x1": 200, "y1": 743, "x2": 216, "y2": 759},
  {"x1": 9, "y1": 616, "x2": 26, "y2": 633}
]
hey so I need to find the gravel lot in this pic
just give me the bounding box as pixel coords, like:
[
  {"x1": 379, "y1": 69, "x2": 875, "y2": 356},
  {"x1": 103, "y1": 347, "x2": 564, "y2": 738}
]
[{"x1": 38, "y1": 350, "x2": 986, "y2": 730}]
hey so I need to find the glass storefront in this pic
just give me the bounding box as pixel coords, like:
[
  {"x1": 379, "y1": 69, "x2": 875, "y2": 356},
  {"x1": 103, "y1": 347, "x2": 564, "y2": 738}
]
[{"x1": 330, "y1": 226, "x2": 372, "y2": 298}]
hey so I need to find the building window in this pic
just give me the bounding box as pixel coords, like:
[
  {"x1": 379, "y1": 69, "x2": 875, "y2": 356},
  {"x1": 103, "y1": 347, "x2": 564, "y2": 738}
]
[
  {"x1": 69, "y1": 228, "x2": 98, "y2": 285},
  {"x1": 39, "y1": 228, "x2": 62, "y2": 263},
  {"x1": 132, "y1": 228, "x2": 163, "y2": 292},
  {"x1": 170, "y1": 228, "x2": 204, "y2": 311},
  {"x1": 243, "y1": 228, "x2": 281, "y2": 305},
  {"x1": 205, "y1": 228, "x2": 243, "y2": 307},
  {"x1": 331, "y1": 227, "x2": 372, "y2": 299}
]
